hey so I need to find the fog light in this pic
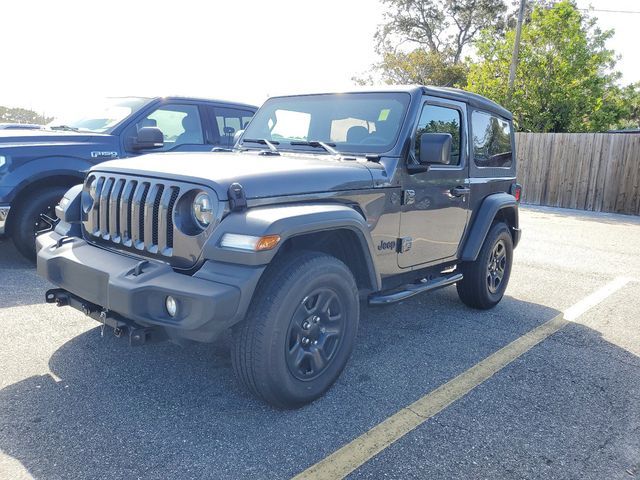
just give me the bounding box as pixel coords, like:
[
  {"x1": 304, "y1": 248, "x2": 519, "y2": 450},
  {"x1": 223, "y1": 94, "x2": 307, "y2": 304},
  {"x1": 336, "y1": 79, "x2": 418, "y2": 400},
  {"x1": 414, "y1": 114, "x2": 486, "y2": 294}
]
[{"x1": 165, "y1": 296, "x2": 178, "y2": 317}]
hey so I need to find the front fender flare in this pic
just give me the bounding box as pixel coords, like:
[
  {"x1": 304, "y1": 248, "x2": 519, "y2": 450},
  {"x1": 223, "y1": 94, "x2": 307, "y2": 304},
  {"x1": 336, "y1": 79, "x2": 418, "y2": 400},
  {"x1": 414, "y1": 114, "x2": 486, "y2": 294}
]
[{"x1": 202, "y1": 203, "x2": 380, "y2": 290}]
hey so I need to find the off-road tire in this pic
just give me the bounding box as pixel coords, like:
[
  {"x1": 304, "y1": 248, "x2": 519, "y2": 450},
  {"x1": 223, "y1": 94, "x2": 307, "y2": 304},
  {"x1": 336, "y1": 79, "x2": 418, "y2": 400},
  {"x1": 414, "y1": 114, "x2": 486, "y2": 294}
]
[
  {"x1": 232, "y1": 251, "x2": 359, "y2": 409},
  {"x1": 456, "y1": 222, "x2": 513, "y2": 310},
  {"x1": 12, "y1": 186, "x2": 68, "y2": 262}
]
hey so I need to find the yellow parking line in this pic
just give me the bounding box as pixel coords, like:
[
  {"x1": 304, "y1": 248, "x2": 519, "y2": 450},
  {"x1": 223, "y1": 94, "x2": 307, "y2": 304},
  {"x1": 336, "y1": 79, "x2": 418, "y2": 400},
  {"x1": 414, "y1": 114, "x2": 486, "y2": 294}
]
[{"x1": 293, "y1": 277, "x2": 632, "y2": 480}]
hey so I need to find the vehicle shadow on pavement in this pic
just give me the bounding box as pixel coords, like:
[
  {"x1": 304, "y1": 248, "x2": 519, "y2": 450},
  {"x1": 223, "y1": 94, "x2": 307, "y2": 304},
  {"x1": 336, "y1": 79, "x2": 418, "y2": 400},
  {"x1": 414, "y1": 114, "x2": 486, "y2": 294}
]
[{"x1": 1, "y1": 288, "x2": 638, "y2": 479}]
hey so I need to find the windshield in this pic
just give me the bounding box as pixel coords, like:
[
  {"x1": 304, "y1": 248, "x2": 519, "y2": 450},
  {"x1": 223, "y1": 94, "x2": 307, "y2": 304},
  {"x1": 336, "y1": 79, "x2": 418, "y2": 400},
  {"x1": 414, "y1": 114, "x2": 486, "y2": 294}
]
[
  {"x1": 241, "y1": 92, "x2": 411, "y2": 154},
  {"x1": 49, "y1": 97, "x2": 150, "y2": 133}
]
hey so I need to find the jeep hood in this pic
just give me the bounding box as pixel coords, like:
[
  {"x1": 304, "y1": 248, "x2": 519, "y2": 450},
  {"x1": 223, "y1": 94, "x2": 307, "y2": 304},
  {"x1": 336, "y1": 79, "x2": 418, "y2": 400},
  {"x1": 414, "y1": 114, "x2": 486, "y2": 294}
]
[{"x1": 92, "y1": 151, "x2": 377, "y2": 200}]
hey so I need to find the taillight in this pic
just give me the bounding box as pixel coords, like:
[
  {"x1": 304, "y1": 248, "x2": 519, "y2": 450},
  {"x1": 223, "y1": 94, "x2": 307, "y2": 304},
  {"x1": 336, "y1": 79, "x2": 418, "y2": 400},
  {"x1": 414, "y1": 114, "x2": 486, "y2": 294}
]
[{"x1": 510, "y1": 183, "x2": 522, "y2": 202}]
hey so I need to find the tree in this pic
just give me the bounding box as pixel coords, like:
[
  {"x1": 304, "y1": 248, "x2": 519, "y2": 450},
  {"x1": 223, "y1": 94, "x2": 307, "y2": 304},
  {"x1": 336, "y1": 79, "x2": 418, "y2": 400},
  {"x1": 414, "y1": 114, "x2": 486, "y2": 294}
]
[
  {"x1": 466, "y1": 1, "x2": 627, "y2": 132},
  {"x1": 615, "y1": 83, "x2": 640, "y2": 130},
  {"x1": 375, "y1": 0, "x2": 508, "y2": 63},
  {"x1": 0, "y1": 106, "x2": 52, "y2": 125},
  {"x1": 354, "y1": 0, "x2": 507, "y2": 87},
  {"x1": 353, "y1": 49, "x2": 469, "y2": 87}
]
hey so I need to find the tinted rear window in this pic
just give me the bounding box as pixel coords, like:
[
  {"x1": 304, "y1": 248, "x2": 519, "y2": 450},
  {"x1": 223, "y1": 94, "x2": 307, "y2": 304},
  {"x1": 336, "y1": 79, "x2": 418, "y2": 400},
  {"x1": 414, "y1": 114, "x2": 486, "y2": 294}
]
[{"x1": 471, "y1": 111, "x2": 513, "y2": 168}]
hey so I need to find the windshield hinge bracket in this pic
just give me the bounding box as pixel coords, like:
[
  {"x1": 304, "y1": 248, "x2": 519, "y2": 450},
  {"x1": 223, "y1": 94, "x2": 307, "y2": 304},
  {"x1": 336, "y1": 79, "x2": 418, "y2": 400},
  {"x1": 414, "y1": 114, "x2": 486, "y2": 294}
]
[{"x1": 228, "y1": 182, "x2": 247, "y2": 211}]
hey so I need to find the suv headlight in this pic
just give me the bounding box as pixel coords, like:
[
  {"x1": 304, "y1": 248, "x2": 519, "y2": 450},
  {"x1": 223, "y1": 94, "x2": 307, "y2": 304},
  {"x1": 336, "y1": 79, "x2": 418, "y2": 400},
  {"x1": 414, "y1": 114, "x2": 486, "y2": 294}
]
[
  {"x1": 192, "y1": 192, "x2": 214, "y2": 228},
  {"x1": 0, "y1": 155, "x2": 7, "y2": 169}
]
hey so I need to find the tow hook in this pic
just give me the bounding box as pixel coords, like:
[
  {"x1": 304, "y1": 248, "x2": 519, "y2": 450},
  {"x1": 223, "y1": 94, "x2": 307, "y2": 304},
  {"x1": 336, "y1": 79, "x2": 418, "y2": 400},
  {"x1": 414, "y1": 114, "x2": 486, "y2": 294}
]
[
  {"x1": 129, "y1": 326, "x2": 167, "y2": 347},
  {"x1": 45, "y1": 288, "x2": 69, "y2": 306}
]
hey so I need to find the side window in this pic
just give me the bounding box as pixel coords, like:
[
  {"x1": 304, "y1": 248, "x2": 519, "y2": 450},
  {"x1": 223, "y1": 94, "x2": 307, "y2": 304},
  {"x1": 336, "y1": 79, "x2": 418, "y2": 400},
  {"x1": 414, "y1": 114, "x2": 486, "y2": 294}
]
[
  {"x1": 130, "y1": 104, "x2": 204, "y2": 151},
  {"x1": 214, "y1": 107, "x2": 255, "y2": 147},
  {"x1": 415, "y1": 104, "x2": 462, "y2": 165},
  {"x1": 471, "y1": 111, "x2": 513, "y2": 168}
]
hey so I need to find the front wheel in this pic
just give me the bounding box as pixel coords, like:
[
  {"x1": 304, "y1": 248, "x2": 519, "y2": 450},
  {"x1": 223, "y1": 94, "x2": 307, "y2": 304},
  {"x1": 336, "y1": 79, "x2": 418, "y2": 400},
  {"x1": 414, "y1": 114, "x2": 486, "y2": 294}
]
[
  {"x1": 456, "y1": 222, "x2": 513, "y2": 309},
  {"x1": 232, "y1": 251, "x2": 359, "y2": 408},
  {"x1": 12, "y1": 186, "x2": 68, "y2": 262}
]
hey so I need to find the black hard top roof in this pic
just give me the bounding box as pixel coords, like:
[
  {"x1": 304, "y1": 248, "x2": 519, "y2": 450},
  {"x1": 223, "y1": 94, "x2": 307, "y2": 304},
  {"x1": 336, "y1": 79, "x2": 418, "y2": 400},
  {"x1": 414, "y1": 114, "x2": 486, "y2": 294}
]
[
  {"x1": 420, "y1": 86, "x2": 512, "y2": 120},
  {"x1": 270, "y1": 85, "x2": 512, "y2": 120}
]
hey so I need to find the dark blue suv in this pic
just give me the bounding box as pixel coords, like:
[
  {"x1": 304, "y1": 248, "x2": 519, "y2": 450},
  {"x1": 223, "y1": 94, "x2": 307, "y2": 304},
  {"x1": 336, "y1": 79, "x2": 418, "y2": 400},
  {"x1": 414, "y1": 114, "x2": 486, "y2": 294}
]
[{"x1": 0, "y1": 96, "x2": 256, "y2": 259}]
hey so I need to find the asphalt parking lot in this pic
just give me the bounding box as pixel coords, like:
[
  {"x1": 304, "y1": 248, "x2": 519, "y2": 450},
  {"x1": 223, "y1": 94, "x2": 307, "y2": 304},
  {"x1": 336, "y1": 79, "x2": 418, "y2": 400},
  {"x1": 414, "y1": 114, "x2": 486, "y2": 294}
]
[{"x1": 1, "y1": 205, "x2": 639, "y2": 480}]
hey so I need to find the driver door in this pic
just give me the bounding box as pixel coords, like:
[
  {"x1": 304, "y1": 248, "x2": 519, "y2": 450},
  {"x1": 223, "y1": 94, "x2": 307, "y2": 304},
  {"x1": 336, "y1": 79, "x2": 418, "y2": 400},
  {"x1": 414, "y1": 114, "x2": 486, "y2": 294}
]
[{"x1": 397, "y1": 97, "x2": 470, "y2": 268}]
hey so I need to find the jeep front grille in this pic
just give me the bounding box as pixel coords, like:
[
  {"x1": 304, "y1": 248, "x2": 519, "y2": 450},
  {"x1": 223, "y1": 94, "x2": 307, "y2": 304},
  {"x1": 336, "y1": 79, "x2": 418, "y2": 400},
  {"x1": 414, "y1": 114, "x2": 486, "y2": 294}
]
[{"x1": 84, "y1": 174, "x2": 181, "y2": 256}]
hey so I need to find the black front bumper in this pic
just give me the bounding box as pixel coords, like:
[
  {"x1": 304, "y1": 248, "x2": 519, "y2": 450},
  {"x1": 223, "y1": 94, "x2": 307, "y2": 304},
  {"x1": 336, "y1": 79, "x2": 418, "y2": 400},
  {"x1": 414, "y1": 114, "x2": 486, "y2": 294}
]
[{"x1": 37, "y1": 232, "x2": 265, "y2": 343}]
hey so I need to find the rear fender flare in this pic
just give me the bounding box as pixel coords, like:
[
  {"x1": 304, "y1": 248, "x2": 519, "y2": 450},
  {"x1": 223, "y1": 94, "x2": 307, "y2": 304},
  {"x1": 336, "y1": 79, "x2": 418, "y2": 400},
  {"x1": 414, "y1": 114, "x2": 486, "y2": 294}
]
[{"x1": 460, "y1": 193, "x2": 518, "y2": 261}]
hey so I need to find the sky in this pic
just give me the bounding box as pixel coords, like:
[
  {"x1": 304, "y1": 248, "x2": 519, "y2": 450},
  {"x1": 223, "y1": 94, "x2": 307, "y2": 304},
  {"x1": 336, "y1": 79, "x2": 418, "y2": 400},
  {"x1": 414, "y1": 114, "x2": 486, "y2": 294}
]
[{"x1": 0, "y1": 0, "x2": 638, "y2": 119}]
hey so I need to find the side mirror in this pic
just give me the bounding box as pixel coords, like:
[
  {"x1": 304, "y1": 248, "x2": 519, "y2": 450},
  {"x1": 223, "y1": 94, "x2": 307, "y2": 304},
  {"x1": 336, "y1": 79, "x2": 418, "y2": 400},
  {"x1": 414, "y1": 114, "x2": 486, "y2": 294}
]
[
  {"x1": 419, "y1": 133, "x2": 452, "y2": 165},
  {"x1": 132, "y1": 127, "x2": 164, "y2": 150}
]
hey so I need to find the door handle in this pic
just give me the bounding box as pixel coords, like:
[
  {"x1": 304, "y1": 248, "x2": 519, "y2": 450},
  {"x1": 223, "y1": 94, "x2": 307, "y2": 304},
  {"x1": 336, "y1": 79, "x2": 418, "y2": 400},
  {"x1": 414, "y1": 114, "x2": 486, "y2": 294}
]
[{"x1": 449, "y1": 186, "x2": 470, "y2": 197}]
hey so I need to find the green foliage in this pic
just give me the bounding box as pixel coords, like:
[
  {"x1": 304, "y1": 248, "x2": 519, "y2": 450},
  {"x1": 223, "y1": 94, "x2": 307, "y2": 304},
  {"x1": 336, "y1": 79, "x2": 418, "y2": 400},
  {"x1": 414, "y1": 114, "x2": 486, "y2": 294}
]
[
  {"x1": 0, "y1": 106, "x2": 52, "y2": 125},
  {"x1": 355, "y1": 0, "x2": 506, "y2": 87},
  {"x1": 466, "y1": 1, "x2": 629, "y2": 132},
  {"x1": 353, "y1": 49, "x2": 469, "y2": 87},
  {"x1": 375, "y1": 0, "x2": 507, "y2": 62},
  {"x1": 614, "y1": 82, "x2": 640, "y2": 130}
]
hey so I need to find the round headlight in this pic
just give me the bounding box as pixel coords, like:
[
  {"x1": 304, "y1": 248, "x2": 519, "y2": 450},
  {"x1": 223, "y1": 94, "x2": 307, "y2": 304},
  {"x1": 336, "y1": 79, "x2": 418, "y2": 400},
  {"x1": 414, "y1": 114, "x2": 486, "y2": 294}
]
[{"x1": 192, "y1": 192, "x2": 214, "y2": 228}]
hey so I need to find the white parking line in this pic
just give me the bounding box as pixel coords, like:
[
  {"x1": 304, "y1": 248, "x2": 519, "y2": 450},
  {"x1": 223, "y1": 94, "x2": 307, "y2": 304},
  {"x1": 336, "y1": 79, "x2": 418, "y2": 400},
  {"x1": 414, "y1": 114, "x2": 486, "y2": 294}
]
[
  {"x1": 563, "y1": 276, "x2": 633, "y2": 321},
  {"x1": 293, "y1": 277, "x2": 633, "y2": 480}
]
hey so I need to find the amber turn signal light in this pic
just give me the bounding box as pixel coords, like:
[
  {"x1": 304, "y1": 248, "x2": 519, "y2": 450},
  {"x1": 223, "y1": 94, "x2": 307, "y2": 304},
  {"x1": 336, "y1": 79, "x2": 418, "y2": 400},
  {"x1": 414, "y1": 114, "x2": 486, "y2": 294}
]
[{"x1": 255, "y1": 235, "x2": 281, "y2": 251}]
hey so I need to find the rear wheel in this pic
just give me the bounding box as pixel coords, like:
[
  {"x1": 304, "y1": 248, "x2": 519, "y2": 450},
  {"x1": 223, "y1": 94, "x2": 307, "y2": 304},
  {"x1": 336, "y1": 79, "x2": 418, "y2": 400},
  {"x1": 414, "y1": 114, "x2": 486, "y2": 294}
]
[
  {"x1": 232, "y1": 251, "x2": 359, "y2": 408},
  {"x1": 456, "y1": 222, "x2": 513, "y2": 309},
  {"x1": 12, "y1": 186, "x2": 68, "y2": 262}
]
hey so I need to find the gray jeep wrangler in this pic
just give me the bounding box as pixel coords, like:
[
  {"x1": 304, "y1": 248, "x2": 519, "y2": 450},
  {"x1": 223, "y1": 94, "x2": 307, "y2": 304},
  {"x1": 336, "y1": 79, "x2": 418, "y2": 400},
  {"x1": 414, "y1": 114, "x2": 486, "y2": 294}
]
[{"x1": 37, "y1": 86, "x2": 521, "y2": 408}]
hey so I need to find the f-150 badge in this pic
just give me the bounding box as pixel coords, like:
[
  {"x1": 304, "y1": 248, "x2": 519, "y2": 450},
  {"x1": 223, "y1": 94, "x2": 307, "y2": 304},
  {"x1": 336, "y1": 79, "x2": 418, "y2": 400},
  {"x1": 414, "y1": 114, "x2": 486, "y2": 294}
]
[{"x1": 90, "y1": 151, "x2": 118, "y2": 159}]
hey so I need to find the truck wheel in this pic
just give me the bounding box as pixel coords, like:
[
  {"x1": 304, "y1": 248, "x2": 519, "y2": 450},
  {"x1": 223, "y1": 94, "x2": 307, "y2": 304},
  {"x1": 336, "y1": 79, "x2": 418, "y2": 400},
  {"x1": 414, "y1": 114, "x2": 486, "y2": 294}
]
[
  {"x1": 12, "y1": 186, "x2": 68, "y2": 262},
  {"x1": 456, "y1": 222, "x2": 513, "y2": 310},
  {"x1": 232, "y1": 251, "x2": 359, "y2": 408}
]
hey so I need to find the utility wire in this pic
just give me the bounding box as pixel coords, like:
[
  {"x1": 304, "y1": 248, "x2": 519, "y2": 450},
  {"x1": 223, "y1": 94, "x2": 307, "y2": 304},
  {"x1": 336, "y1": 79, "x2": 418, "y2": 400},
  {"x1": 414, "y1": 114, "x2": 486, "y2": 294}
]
[{"x1": 578, "y1": 8, "x2": 640, "y2": 14}]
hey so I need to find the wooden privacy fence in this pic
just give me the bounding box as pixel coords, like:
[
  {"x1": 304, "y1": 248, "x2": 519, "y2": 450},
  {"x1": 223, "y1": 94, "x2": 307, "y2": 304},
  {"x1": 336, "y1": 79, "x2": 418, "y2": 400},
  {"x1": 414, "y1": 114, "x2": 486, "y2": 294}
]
[{"x1": 515, "y1": 133, "x2": 640, "y2": 215}]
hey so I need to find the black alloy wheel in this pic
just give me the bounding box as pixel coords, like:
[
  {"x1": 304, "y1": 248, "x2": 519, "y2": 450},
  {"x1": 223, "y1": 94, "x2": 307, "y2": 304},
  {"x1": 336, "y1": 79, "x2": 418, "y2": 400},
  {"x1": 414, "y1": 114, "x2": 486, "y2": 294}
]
[
  {"x1": 486, "y1": 239, "x2": 507, "y2": 294},
  {"x1": 286, "y1": 288, "x2": 345, "y2": 381},
  {"x1": 35, "y1": 203, "x2": 59, "y2": 236}
]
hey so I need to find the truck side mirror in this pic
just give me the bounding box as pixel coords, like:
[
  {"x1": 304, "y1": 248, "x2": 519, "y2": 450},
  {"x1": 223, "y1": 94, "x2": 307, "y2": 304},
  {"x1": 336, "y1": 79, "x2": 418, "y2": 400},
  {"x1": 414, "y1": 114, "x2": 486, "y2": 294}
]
[
  {"x1": 132, "y1": 127, "x2": 164, "y2": 150},
  {"x1": 419, "y1": 133, "x2": 452, "y2": 165}
]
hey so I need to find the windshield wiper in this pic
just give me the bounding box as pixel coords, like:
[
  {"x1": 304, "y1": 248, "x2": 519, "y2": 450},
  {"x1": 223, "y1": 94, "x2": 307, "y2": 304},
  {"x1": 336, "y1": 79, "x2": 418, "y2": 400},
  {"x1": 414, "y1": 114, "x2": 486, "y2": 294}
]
[
  {"x1": 290, "y1": 140, "x2": 340, "y2": 156},
  {"x1": 242, "y1": 138, "x2": 280, "y2": 154},
  {"x1": 50, "y1": 125, "x2": 80, "y2": 132}
]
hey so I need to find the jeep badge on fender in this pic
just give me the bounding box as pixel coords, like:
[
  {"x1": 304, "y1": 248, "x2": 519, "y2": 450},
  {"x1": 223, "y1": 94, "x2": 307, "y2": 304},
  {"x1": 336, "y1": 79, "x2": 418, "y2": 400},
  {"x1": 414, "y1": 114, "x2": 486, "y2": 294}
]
[{"x1": 37, "y1": 86, "x2": 521, "y2": 408}]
